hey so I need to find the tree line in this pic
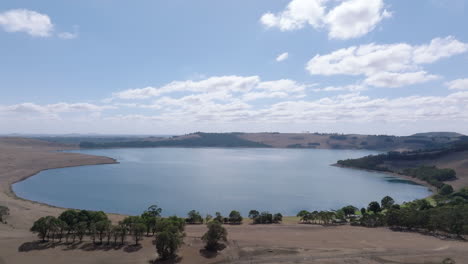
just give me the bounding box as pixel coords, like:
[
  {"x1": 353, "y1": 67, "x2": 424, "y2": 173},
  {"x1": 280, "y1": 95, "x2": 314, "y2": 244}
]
[
  {"x1": 337, "y1": 152, "x2": 457, "y2": 192},
  {"x1": 296, "y1": 189, "x2": 468, "y2": 238},
  {"x1": 30, "y1": 205, "x2": 230, "y2": 261}
]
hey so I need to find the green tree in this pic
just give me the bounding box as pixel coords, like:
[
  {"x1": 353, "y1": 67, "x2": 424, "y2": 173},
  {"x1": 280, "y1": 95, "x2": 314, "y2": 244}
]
[
  {"x1": 154, "y1": 217, "x2": 185, "y2": 260},
  {"x1": 89, "y1": 223, "x2": 97, "y2": 244},
  {"x1": 132, "y1": 223, "x2": 146, "y2": 245},
  {"x1": 205, "y1": 214, "x2": 213, "y2": 223},
  {"x1": 141, "y1": 211, "x2": 157, "y2": 236},
  {"x1": 248, "y1": 210, "x2": 259, "y2": 220},
  {"x1": 202, "y1": 221, "x2": 227, "y2": 252},
  {"x1": 273, "y1": 213, "x2": 283, "y2": 223},
  {"x1": 146, "y1": 204, "x2": 162, "y2": 217},
  {"x1": 214, "y1": 212, "x2": 223, "y2": 223},
  {"x1": 367, "y1": 201, "x2": 381, "y2": 214},
  {"x1": 76, "y1": 222, "x2": 87, "y2": 242},
  {"x1": 187, "y1": 210, "x2": 203, "y2": 224},
  {"x1": 228, "y1": 210, "x2": 243, "y2": 224},
  {"x1": 360, "y1": 208, "x2": 366, "y2": 215},
  {"x1": 341, "y1": 205, "x2": 357, "y2": 217},
  {"x1": 122, "y1": 216, "x2": 146, "y2": 245},
  {"x1": 439, "y1": 184, "x2": 454, "y2": 195},
  {"x1": 95, "y1": 220, "x2": 111, "y2": 244},
  {"x1": 30, "y1": 216, "x2": 56, "y2": 242},
  {"x1": 381, "y1": 196, "x2": 395, "y2": 210}
]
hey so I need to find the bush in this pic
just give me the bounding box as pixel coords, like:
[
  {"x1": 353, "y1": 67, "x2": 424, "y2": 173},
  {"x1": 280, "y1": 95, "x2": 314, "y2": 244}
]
[
  {"x1": 439, "y1": 184, "x2": 454, "y2": 195},
  {"x1": 202, "y1": 221, "x2": 227, "y2": 251},
  {"x1": 0, "y1": 205, "x2": 9, "y2": 223},
  {"x1": 186, "y1": 210, "x2": 203, "y2": 224},
  {"x1": 228, "y1": 210, "x2": 243, "y2": 224}
]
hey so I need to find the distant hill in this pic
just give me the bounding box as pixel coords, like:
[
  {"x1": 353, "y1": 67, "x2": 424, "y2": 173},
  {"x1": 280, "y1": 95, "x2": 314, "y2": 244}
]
[
  {"x1": 79, "y1": 133, "x2": 270, "y2": 148},
  {"x1": 337, "y1": 136, "x2": 468, "y2": 190},
  {"x1": 72, "y1": 131, "x2": 465, "y2": 151},
  {"x1": 411, "y1": 132, "x2": 465, "y2": 138}
]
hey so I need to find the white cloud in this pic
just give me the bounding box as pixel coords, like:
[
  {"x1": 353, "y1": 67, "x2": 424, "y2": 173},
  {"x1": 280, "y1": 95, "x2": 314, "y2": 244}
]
[
  {"x1": 113, "y1": 76, "x2": 308, "y2": 101},
  {"x1": 446, "y1": 78, "x2": 468, "y2": 90},
  {"x1": 325, "y1": 0, "x2": 391, "y2": 40},
  {"x1": 0, "y1": 9, "x2": 53, "y2": 37},
  {"x1": 364, "y1": 71, "x2": 440, "y2": 88},
  {"x1": 260, "y1": 0, "x2": 390, "y2": 40},
  {"x1": 260, "y1": 0, "x2": 327, "y2": 31},
  {"x1": 276, "y1": 52, "x2": 289, "y2": 62},
  {"x1": 0, "y1": 102, "x2": 114, "y2": 119},
  {"x1": 313, "y1": 84, "x2": 366, "y2": 92},
  {"x1": 307, "y1": 36, "x2": 468, "y2": 87},
  {"x1": 103, "y1": 91, "x2": 468, "y2": 127},
  {"x1": 58, "y1": 31, "x2": 78, "y2": 39}
]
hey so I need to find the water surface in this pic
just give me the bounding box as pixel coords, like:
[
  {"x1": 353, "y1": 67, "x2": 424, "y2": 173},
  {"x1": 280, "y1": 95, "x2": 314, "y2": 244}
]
[{"x1": 13, "y1": 148, "x2": 431, "y2": 216}]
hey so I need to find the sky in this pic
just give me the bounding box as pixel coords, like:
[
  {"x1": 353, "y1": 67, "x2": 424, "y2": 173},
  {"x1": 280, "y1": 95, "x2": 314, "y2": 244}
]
[{"x1": 1, "y1": 0, "x2": 468, "y2": 135}]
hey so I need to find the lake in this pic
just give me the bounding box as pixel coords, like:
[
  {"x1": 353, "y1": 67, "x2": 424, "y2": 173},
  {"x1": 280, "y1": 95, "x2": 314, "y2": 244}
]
[{"x1": 13, "y1": 148, "x2": 431, "y2": 216}]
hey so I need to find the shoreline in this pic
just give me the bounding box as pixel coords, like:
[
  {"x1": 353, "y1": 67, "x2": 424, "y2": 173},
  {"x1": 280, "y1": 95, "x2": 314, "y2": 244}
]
[
  {"x1": 7, "y1": 160, "x2": 119, "y2": 212},
  {"x1": 332, "y1": 163, "x2": 437, "y2": 195},
  {"x1": 7, "y1": 147, "x2": 432, "y2": 219}
]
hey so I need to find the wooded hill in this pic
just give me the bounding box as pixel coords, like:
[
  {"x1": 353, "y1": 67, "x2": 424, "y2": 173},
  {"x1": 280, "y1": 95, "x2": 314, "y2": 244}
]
[{"x1": 74, "y1": 132, "x2": 464, "y2": 150}]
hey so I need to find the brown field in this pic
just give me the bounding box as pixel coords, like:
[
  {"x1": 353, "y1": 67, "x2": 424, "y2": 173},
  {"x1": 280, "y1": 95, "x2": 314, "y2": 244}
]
[{"x1": 0, "y1": 137, "x2": 466, "y2": 264}]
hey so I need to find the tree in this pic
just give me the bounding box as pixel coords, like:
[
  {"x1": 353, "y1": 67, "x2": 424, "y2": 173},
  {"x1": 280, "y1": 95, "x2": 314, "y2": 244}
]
[
  {"x1": 30, "y1": 216, "x2": 56, "y2": 242},
  {"x1": 253, "y1": 212, "x2": 274, "y2": 224},
  {"x1": 367, "y1": 201, "x2": 381, "y2": 214},
  {"x1": 439, "y1": 184, "x2": 454, "y2": 195},
  {"x1": 141, "y1": 211, "x2": 157, "y2": 236},
  {"x1": 114, "y1": 223, "x2": 127, "y2": 245},
  {"x1": 228, "y1": 210, "x2": 243, "y2": 224},
  {"x1": 76, "y1": 222, "x2": 87, "y2": 242},
  {"x1": 120, "y1": 217, "x2": 146, "y2": 245},
  {"x1": 187, "y1": 210, "x2": 203, "y2": 224},
  {"x1": 155, "y1": 219, "x2": 184, "y2": 261},
  {"x1": 248, "y1": 210, "x2": 259, "y2": 220},
  {"x1": 131, "y1": 223, "x2": 145, "y2": 245},
  {"x1": 146, "y1": 204, "x2": 162, "y2": 217},
  {"x1": 273, "y1": 213, "x2": 283, "y2": 223},
  {"x1": 214, "y1": 212, "x2": 223, "y2": 223},
  {"x1": 381, "y1": 196, "x2": 395, "y2": 210},
  {"x1": 95, "y1": 220, "x2": 111, "y2": 244},
  {"x1": 202, "y1": 221, "x2": 227, "y2": 252},
  {"x1": 89, "y1": 223, "x2": 97, "y2": 244},
  {"x1": 205, "y1": 214, "x2": 212, "y2": 223},
  {"x1": 360, "y1": 208, "x2": 366, "y2": 215},
  {"x1": 155, "y1": 229, "x2": 183, "y2": 260},
  {"x1": 341, "y1": 205, "x2": 357, "y2": 217},
  {"x1": 0, "y1": 205, "x2": 9, "y2": 223},
  {"x1": 56, "y1": 220, "x2": 68, "y2": 242}
]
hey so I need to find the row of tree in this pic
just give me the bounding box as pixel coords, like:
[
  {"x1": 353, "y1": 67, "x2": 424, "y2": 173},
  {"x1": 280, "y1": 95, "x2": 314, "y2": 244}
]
[
  {"x1": 248, "y1": 210, "x2": 283, "y2": 224},
  {"x1": 186, "y1": 210, "x2": 243, "y2": 225},
  {"x1": 30, "y1": 205, "x2": 231, "y2": 261},
  {"x1": 296, "y1": 191, "x2": 468, "y2": 237},
  {"x1": 186, "y1": 210, "x2": 283, "y2": 225}
]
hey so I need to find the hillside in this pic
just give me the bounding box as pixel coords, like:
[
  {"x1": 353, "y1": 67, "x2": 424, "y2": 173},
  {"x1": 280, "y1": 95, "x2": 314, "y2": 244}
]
[
  {"x1": 72, "y1": 132, "x2": 464, "y2": 151},
  {"x1": 337, "y1": 137, "x2": 468, "y2": 190}
]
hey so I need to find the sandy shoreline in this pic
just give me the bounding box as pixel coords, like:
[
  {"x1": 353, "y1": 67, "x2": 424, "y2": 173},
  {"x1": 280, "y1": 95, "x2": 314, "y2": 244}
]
[{"x1": 1, "y1": 137, "x2": 467, "y2": 264}]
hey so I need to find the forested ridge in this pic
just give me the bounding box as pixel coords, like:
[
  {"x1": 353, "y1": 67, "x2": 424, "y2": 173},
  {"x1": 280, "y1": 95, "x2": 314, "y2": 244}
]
[
  {"x1": 79, "y1": 133, "x2": 270, "y2": 148},
  {"x1": 337, "y1": 136, "x2": 468, "y2": 191}
]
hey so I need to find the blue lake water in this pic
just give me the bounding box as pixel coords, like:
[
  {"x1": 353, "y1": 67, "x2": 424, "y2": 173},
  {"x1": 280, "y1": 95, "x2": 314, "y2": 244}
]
[{"x1": 13, "y1": 148, "x2": 431, "y2": 216}]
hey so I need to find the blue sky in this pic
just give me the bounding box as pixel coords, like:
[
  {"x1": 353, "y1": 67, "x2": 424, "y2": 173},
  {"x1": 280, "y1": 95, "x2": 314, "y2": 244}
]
[{"x1": 1, "y1": 0, "x2": 468, "y2": 135}]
